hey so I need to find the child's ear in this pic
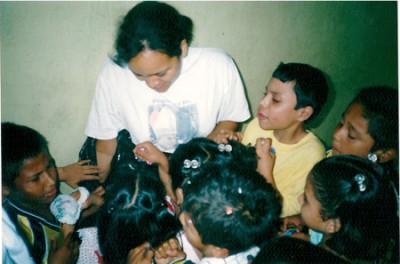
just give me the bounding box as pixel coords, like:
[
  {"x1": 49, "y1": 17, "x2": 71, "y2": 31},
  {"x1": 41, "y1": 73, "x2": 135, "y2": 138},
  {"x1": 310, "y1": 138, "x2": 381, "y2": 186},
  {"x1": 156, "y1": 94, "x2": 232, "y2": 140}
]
[
  {"x1": 326, "y1": 218, "x2": 341, "y2": 234},
  {"x1": 375, "y1": 148, "x2": 397, "y2": 163},
  {"x1": 176, "y1": 188, "x2": 184, "y2": 207},
  {"x1": 297, "y1": 106, "x2": 313, "y2": 122},
  {"x1": 212, "y1": 246, "x2": 230, "y2": 258}
]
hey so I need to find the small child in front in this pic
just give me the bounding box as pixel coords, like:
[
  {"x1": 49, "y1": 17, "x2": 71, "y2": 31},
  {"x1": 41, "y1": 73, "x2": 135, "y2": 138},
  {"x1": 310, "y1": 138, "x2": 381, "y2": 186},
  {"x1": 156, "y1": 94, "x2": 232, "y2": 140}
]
[
  {"x1": 299, "y1": 155, "x2": 398, "y2": 263},
  {"x1": 241, "y1": 62, "x2": 329, "y2": 218},
  {"x1": 178, "y1": 140, "x2": 282, "y2": 263}
]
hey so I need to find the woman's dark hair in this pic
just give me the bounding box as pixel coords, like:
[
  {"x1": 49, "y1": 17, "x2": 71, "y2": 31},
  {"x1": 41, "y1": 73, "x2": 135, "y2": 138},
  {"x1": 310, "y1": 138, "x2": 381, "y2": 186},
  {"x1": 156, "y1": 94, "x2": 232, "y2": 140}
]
[
  {"x1": 97, "y1": 164, "x2": 181, "y2": 263},
  {"x1": 113, "y1": 1, "x2": 193, "y2": 66},
  {"x1": 309, "y1": 155, "x2": 398, "y2": 261}
]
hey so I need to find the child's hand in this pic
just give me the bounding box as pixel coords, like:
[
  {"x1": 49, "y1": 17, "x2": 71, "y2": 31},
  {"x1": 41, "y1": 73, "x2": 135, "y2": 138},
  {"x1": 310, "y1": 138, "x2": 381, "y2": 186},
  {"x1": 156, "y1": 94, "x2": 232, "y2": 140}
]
[
  {"x1": 281, "y1": 214, "x2": 304, "y2": 233},
  {"x1": 126, "y1": 243, "x2": 154, "y2": 264},
  {"x1": 81, "y1": 186, "x2": 105, "y2": 218},
  {"x1": 134, "y1": 142, "x2": 168, "y2": 168},
  {"x1": 154, "y1": 238, "x2": 186, "y2": 264},
  {"x1": 58, "y1": 160, "x2": 103, "y2": 188},
  {"x1": 48, "y1": 233, "x2": 79, "y2": 264},
  {"x1": 212, "y1": 129, "x2": 243, "y2": 144},
  {"x1": 255, "y1": 137, "x2": 276, "y2": 186}
]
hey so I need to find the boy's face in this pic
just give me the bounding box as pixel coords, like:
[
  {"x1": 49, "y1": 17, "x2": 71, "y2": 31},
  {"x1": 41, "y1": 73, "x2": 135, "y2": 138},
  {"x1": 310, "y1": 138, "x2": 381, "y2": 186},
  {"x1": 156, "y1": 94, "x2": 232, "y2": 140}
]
[
  {"x1": 10, "y1": 151, "x2": 59, "y2": 209},
  {"x1": 332, "y1": 102, "x2": 374, "y2": 159},
  {"x1": 179, "y1": 211, "x2": 215, "y2": 257},
  {"x1": 257, "y1": 77, "x2": 302, "y2": 131}
]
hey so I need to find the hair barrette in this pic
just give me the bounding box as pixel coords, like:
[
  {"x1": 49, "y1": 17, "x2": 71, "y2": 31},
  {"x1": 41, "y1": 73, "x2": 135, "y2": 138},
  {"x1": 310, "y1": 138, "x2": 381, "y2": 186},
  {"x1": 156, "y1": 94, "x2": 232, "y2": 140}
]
[
  {"x1": 354, "y1": 174, "x2": 366, "y2": 192},
  {"x1": 217, "y1": 143, "x2": 232, "y2": 153},
  {"x1": 367, "y1": 153, "x2": 378, "y2": 163},
  {"x1": 165, "y1": 196, "x2": 175, "y2": 216},
  {"x1": 183, "y1": 159, "x2": 200, "y2": 169},
  {"x1": 225, "y1": 206, "x2": 233, "y2": 215}
]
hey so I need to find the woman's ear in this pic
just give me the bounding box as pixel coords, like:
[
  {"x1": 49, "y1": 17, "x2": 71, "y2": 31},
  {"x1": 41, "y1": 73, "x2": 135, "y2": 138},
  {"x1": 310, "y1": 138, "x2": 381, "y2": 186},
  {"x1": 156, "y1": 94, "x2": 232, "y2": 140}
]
[
  {"x1": 375, "y1": 148, "x2": 397, "y2": 163},
  {"x1": 326, "y1": 218, "x2": 341, "y2": 234},
  {"x1": 180, "y1": 39, "x2": 188, "y2": 58},
  {"x1": 297, "y1": 106, "x2": 313, "y2": 122}
]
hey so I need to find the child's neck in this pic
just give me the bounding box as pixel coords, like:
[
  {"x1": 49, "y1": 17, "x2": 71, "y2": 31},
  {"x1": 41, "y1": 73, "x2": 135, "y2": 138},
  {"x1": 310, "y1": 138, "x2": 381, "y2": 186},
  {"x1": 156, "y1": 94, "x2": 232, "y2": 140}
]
[{"x1": 273, "y1": 125, "x2": 307, "y2": 144}]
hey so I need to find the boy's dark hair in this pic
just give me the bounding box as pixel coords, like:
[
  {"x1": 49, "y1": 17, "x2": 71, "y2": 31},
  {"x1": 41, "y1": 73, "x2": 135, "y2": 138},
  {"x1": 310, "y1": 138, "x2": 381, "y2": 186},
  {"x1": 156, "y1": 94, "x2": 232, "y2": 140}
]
[
  {"x1": 113, "y1": 1, "x2": 193, "y2": 66},
  {"x1": 310, "y1": 155, "x2": 398, "y2": 261},
  {"x1": 97, "y1": 164, "x2": 181, "y2": 263},
  {"x1": 2, "y1": 122, "x2": 51, "y2": 187},
  {"x1": 169, "y1": 137, "x2": 257, "y2": 191},
  {"x1": 351, "y1": 86, "x2": 398, "y2": 153},
  {"x1": 254, "y1": 237, "x2": 350, "y2": 264},
  {"x1": 182, "y1": 162, "x2": 281, "y2": 254},
  {"x1": 272, "y1": 62, "x2": 329, "y2": 123}
]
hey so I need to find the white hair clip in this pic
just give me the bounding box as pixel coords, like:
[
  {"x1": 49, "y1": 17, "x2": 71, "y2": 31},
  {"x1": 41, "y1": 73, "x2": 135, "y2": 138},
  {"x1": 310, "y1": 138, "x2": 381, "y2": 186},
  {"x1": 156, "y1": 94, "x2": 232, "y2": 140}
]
[
  {"x1": 183, "y1": 159, "x2": 200, "y2": 169},
  {"x1": 217, "y1": 143, "x2": 232, "y2": 152},
  {"x1": 354, "y1": 174, "x2": 366, "y2": 192}
]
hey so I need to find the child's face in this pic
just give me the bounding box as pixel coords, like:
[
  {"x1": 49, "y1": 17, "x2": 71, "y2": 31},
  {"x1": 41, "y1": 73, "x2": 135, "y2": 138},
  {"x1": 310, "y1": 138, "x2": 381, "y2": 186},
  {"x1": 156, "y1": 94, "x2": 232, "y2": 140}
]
[
  {"x1": 298, "y1": 179, "x2": 327, "y2": 233},
  {"x1": 257, "y1": 77, "x2": 301, "y2": 131},
  {"x1": 179, "y1": 211, "x2": 214, "y2": 257},
  {"x1": 10, "y1": 151, "x2": 59, "y2": 209},
  {"x1": 332, "y1": 102, "x2": 375, "y2": 159}
]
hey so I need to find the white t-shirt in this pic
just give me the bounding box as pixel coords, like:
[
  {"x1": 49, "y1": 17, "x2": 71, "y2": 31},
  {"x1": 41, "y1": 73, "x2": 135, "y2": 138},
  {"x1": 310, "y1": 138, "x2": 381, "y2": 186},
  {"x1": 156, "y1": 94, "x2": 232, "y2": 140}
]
[{"x1": 85, "y1": 47, "x2": 250, "y2": 153}]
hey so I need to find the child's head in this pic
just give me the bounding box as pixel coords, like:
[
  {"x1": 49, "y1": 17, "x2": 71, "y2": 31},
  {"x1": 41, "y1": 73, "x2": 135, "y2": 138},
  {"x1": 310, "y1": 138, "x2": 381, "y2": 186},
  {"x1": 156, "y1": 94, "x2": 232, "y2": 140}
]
[
  {"x1": 114, "y1": 1, "x2": 193, "y2": 66},
  {"x1": 258, "y1": 62, "x2": 328, "y2": 130},
  {"x1": 332, "y1": 86, "x2": 398, "y2": 163},
  {"x1": 179, "y1": 160, "x2": 281, "y2": 257},
  {"x1": 299, "y1": 155, "x2": 398, "y2": 261},
  {"x1": 169, "y1": 137, "x2": 257, "y2": 206},
  {"x1": 98, "y1": 164, "x2": 181, "y2": 263},
  {"x1": 2, "y1": 122, "x2": 59, "y2": 207}
]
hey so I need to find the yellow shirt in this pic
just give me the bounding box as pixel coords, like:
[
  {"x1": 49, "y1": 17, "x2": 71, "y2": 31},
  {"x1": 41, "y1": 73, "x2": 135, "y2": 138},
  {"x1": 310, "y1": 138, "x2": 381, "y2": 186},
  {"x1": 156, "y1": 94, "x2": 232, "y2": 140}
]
[{"x1": 242, "y1": 118, "x2": 326, "y2": 217}]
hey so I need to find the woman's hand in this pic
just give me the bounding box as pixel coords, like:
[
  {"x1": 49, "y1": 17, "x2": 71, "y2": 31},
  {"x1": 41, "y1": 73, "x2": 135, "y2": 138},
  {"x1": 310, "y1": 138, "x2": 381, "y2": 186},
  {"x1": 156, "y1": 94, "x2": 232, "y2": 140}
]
[{"x1": 58, "y1": 160, "x2": 103, "y2": 188}]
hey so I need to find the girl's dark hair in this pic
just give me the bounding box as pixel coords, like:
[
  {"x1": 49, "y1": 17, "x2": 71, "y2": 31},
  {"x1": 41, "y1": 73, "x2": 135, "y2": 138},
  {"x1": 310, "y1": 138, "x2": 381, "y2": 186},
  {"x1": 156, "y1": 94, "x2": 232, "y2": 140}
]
[
  {"x1": 97, "y1": 164, "x2": 181, "y2": 263},
  {"x1": 309, "y1": 155, "x2": 398, "y2": 261},
  {"x1": 182, "y1": 162, "x2": 282, "y2": 254},
  {"x1": 113, "y1": 1, "x2": 193, "y2": 66},
  {"x1": 168, "y1": 137, "x2": 257, "y2": 191},
  {"x1": 2, "y1": 122, "x2": 52, "y2": 187}
]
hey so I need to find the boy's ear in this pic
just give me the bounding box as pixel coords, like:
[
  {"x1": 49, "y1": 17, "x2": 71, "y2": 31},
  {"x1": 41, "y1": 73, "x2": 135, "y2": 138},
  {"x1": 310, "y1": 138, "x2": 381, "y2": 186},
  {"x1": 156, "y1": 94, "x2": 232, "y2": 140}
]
[
  {"x1": 180, "y1": 39, "x2": 188, "y2": 58},
  {"x1": 297, "y1": 106, "x2": 313, "y2": 122},
  {"x1": 325, "y1": 218, "x2": 341, "y2": 234},
  {"x1": 375, "y1": 148, "x2": 397, "y2": 163}
]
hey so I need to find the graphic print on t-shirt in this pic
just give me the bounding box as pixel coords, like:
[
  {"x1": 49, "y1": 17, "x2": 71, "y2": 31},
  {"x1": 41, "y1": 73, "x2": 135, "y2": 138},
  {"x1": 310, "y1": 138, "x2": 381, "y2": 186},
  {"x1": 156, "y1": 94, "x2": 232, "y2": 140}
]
[{"x1": 148, "y1": 100, "x2": 199, "y2": 153}]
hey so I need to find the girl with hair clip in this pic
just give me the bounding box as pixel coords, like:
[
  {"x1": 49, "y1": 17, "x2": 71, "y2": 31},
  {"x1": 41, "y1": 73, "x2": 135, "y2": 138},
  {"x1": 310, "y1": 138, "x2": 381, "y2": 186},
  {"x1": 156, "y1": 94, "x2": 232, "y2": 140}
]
[
  {"x1": 298, "y1": 155, "x2": 398, "y2": 263},
  {"x1": 97, "y1": 164, "x2": 184, "y2": 264}
]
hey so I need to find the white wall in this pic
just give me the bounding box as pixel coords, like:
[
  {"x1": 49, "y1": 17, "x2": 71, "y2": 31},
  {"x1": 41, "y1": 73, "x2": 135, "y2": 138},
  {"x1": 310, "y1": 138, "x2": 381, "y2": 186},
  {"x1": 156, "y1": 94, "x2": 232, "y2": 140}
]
[{"x1": 1, "y1": 1, "x2": 397, "y2": 168}]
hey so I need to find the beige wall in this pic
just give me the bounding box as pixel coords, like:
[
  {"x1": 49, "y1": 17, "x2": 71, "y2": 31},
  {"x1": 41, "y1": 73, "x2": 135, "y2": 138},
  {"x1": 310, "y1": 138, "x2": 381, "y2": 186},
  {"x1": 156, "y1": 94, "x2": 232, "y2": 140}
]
[{"x1": 1, "y1": 1, "x2": 398, "y2": 168}]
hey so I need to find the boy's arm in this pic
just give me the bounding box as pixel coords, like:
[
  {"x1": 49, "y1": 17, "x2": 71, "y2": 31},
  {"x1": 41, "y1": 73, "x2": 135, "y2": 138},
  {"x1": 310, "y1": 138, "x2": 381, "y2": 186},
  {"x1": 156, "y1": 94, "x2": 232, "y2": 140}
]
[
  {"x1": 58, "y1": 160, "x2": 103, "y2": 188},
  {"x1": 255, "y1": 137, "x2": 277, "y2": 190}
]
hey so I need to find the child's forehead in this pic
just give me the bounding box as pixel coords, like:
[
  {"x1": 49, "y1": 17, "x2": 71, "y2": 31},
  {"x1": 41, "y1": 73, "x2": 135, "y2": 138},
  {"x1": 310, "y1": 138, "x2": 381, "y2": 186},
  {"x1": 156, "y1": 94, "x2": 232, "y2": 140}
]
[
  {"x1": 20, "y1": 151, "x2": 52, "y2": 172},
  {"x1": 266, "y1": 77, "x2": 296, "y2": 93}
]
